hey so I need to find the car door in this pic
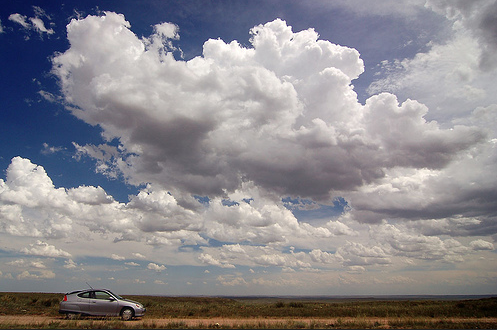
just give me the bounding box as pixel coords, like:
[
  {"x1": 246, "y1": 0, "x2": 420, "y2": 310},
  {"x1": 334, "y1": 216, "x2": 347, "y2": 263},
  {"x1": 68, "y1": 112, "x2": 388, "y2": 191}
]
[
  {"x1": 76, "y1": 291, "x2": 92, "y2": 314},
  {"x1": 89, "y1": 290, "x2": 119, "y2": 316}
]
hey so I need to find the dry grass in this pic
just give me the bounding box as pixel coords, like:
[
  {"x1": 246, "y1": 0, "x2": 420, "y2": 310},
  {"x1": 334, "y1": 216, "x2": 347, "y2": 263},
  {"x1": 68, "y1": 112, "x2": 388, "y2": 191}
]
[
  {"x1": 0, "y1": 292, "x2": 496, "y2": 328},
  {"x1": 1, "y1": 316, "x2": 497, "y2": 329}
]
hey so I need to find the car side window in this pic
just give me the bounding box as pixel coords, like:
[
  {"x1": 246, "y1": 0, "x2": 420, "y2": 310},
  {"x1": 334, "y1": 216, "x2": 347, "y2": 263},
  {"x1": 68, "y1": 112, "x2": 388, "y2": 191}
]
[
  {"x1": 94, "y1": 291, "x2": 112, "y2": 300},
  {"x1": 78, "y1": 292, "x2": 91, "y2": 299}
]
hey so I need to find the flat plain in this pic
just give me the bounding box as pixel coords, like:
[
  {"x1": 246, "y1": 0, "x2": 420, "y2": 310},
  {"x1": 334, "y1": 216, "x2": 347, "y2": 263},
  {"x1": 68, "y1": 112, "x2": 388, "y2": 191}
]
[{"x1": 1, "y1": 292, "x2": 496, "y2": 328}]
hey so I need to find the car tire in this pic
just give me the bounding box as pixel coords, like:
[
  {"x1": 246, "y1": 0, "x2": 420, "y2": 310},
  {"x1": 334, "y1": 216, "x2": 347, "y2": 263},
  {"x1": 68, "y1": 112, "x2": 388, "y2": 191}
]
[{"x1": 121, "y1": 307, "x2": 134, "y2": 321}]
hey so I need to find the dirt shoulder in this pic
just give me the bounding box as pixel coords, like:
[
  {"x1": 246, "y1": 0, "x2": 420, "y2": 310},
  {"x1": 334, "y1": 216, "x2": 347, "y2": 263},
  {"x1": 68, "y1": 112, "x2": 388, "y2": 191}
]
[{"x1": 1, "y1": 315, "x2": 497, "y2": 328}]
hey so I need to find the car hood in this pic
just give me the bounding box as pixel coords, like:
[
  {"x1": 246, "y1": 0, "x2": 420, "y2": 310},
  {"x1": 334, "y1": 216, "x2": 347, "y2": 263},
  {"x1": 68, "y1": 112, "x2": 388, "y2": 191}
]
[{"x1": 121, "y1": 299, "x2": 142, "y2": 306}]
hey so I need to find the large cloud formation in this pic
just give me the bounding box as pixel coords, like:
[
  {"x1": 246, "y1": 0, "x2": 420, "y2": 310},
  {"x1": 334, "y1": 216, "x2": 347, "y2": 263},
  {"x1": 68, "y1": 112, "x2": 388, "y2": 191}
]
[
  {"x1": 52, "y1": 13, "x2": 482, "y2": 203},
  {"x1": 360, "y1": 0, "x2": 497, "y2": 233},
  {"x1": 0, "y1": 156, "x2": 351, "y2": 248},
  {"x1": 1, "y1": 8, "x2": 495, "y2": 282}
]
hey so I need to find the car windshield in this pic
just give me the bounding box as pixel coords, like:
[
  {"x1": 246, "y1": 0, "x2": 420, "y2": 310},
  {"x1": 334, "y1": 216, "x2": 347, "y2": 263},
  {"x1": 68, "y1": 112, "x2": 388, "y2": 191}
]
[{"x1": 109, "y1": 291, "x2": 123, "y2": 300}]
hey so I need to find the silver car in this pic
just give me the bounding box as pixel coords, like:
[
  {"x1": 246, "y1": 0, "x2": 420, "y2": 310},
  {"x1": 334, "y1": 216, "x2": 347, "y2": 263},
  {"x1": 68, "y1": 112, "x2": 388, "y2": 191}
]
[{"x1": 59, "y1": 288, "x2": 146, "y2": 320}]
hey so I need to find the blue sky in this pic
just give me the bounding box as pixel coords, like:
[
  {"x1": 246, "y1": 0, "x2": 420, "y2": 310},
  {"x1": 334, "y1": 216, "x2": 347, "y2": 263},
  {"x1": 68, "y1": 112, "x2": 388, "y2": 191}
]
[{"x1": 1, "y1": 0, "x2": 497, "y2": 296}]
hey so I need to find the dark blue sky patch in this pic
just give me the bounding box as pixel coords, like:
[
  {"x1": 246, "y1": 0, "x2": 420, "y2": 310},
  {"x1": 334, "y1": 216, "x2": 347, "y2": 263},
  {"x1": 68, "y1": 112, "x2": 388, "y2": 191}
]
[{"x1": 283, "y1": 197, "x2": 349, "y2": 222}]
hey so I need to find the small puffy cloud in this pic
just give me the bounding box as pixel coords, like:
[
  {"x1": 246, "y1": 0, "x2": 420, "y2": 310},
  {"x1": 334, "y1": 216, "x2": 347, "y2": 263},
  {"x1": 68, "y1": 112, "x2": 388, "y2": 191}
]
[
  {"x1": 370, "y1": 224, "x2": 470, "y2": 263},
  {"x1": 64, "y1": 259, "x2": 78, "y2": 269},
  {"x1": 309, "y1": 249, "x2": 336, "y2": 264},
  {"x1": 21, "y1": 240, "x2": 71, "y2": 258},
  {"x1": 111, "y1": 254, "x2": 125, "y2": 261},
  {"x1": 41, "y1": 143, "x2": 66, "y2": 155},
  {"x1": 470, "y1": 239, "x2": 494, "y2": 251},
  {"x1": 38, "y1": 90, "x2": 60, "y2": 103},
  {"x1": 346, "y1": 266, "x2": 366, "y2": 274},
  {"x1": 72, "y1": 143, "x2": 123, "y2": 180},
  {"x1": 17, "y1": 270, "x2": 55, "y2": 280},
  {"x1": 30, "y1": 260, "x2": 46, "y2": 269},
  {"x1": 147, "y1": 262, "x2": 166, "y2": 272},
  {"x1": 335, "y1": 241, "x2": 392, "y2": 267},
  {"x1": 67, "y1": 185, "x2": 114, "y2": 205},
  {"x1": 0, "y1": 157, "x2": 74, "y2": 238},
  {"x1": 326, "y1": 221, "x2": 358, "y2": 236},
  {"x1": 7, "y1": 259, "x2": 27, "y2": 267},
  {"x1": 203, "y1": 193, "x2": 307, "y2": 245},
  {"x1": 217, "y1": 275, "x2": 248, "y2": 287},
  {"x1": 153, "y1": 22, "x2": 179, "y2": 40},
  {"x1": 29, "y1": 17, "x2": 54, "y2": 35},
  {"x1": 128, "y1": 185, "x2": 200, "y2": 232},
  {"x1": 125, "y1": 262, "x2": 140, "y2": 267},
  {"x1": 200, "y1": 244, "x2": 311, "y2": 269},
  {"x1": 6, "y1": 259, "x2": 48, "y2": 271},
  {"x1": 198, "y1": 253, "x2": 235, "y2": 269},
  {"x1": 9, "y1": 13, "x2": 30, "y2": 29},
  {"x1": 8, "y1": 6, "x2": 54, "y2": 37},
  {"x1": 132, "y1": 253, "x2": 146, "y2": 259}
]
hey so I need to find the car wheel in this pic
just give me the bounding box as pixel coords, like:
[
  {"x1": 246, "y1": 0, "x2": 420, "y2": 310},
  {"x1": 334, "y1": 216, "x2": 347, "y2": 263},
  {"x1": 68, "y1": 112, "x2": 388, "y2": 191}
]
[{"x1": 121, "y1": 307, "x2": 134, "y2": 321}]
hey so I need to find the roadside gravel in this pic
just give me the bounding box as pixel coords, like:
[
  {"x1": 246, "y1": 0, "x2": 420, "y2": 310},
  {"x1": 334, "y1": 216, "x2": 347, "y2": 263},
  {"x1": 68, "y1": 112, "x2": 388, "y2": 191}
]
[{"x1": 2, "y1": 315, "x2": 497, "y2": 328}]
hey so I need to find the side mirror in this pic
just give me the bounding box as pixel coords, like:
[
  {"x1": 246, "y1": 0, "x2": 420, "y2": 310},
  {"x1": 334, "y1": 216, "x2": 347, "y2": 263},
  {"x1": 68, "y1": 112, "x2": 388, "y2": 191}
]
[{"x1": 108, "y1": 297, "x2": 116, "y2": 301}]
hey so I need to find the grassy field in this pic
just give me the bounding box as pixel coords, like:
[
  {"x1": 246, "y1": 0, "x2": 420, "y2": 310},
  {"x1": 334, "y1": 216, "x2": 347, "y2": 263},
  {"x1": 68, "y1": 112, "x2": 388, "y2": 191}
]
[{"x1": 0, "y1": 292, "x2": 496, "y2": 328}]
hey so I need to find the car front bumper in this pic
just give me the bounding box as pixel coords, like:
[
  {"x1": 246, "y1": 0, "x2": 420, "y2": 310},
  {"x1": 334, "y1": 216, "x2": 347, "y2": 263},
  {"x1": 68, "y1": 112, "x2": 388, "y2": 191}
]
[{"x1": 134, "y1": 307, "x2": 146, "y2": 317}]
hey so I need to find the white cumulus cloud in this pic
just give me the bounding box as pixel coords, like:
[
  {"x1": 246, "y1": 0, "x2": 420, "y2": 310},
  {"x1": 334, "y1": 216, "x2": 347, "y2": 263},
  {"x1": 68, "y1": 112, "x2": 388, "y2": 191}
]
[
  {"x1": 470, "y1": 239, "x2": 494, "y2": 251},
  {"x1": 51, "y1": 12, "x2": 482, "y2": 204},
  {"x1": 21, "y1": 240, "x2": 71, "y2": 258},
  {"x1": 147, "y1": 262, "x2": 167, "y2": 272},
  {"x1": 1, "y1": 7, "x2": 496, "y2": 286},
  {"x1": 8, "y1": 6, "x2": 54, "y2": 37}
]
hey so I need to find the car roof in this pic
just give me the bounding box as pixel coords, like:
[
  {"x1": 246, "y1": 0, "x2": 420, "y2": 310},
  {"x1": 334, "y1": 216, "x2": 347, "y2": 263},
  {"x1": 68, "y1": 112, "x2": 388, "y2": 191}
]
[{"x1": 66, "y1": 288, "x2": 113, "y2": 295}]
